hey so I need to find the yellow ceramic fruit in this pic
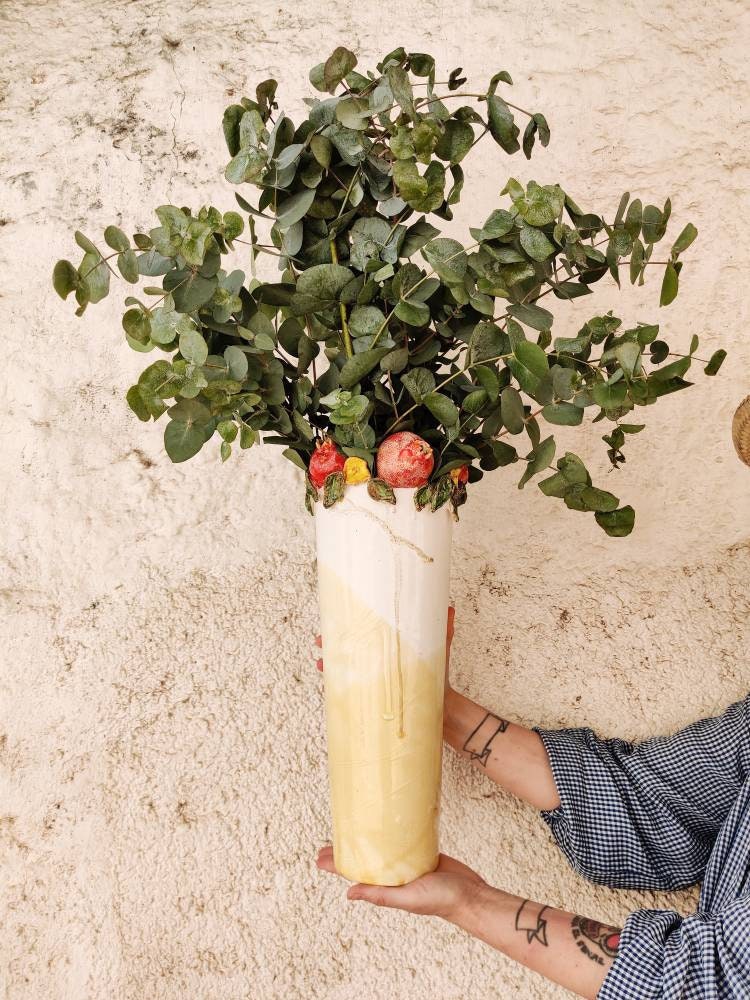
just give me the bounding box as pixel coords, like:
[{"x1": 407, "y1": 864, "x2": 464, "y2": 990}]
[{"x1": 343, "y1": 456, "x2": 371, "y2": 484}]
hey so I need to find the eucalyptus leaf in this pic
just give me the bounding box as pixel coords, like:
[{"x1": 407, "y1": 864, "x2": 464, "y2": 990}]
[
  {"x1": 79, "y1": 250, "x2": 110, "y2": 303},
  {"x1": 518, "y1": 436, "x2": 555, "y2": 488},
  {"x1": 541, "y1": 402, "x2": 583, "y2": 426},
  {"x1": 519, "y1": 224, "x2": 555, "y2": 261},
  {"x1": 704, "y1": 349, "x2": 727, "y2": 376},
  {"x1": 276, "y1": 188, "x2": 316, "y2": 230},
  {"x1": 425, "y1": 392, "x2": 460, "y2": 426},
  {"x1": 179, "y1": 329, "x2": 208, "y2": 365},
  {"x1": 164, "y1": 419, "x2": 209, "y2": 463},
  {"x1": 595, "y1": 505, "x2": 635, "y2": 537},
  {"x1": 671, "y1": 223, "x2": 698, "y2": 255},
  {"x1": 339, "y1": 348, "x2": 391, "y2": 389},
  {"x1": 349, "y1": 305, "x2": 386, "y2": 338},
  {"x1": 323, "y1": 47, "x2": 357, "y2": 93},
  {"x1": 401, "y1": 367, "x2": 436, "y2": 402},
  {"x1": 435, "y1": 119, "x2": 474, "y2": 164},
  {"x1": 487, "y1": 95, "x2": 520, "y2": 153},
  {"x1": 104, "y1": 225, "x2": 130, "y2": 251},
  {"x1": 53, "y1": 260, "x2": 79, "y2": 299},
  {"x1": 292, "y1": 263, "x2": 354, "y2": 313},
  {"x1": 500, "y1": 387, "x2": 525, "y2": 434},
  {"x1": 660, "y1": 262, "x2": 679, "y2": 306},
  {"x1": 513, "y1": 340, "x2": 549, "y2": 379},
  {"x1": 394, "y1": 300, "x2": 430, "y2": 326},
  {"x1": 117, "y1": 249, "x2": 139, "y2": 283}
]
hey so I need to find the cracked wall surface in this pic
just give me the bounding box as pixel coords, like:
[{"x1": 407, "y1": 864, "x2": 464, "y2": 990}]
[{"x1": 2, "y1": 1, "x2": 750, "y2": 998}]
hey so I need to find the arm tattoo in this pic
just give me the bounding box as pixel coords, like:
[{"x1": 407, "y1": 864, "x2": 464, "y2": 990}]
[
  {"x1": 462, "y1": 711, "x2": 509, "y2": 766},
  {"x1": 515, "y1": 899, "x2": 550, "y2": 946},
  {"x1": 571, "y1": 916, "x2": 621, "y2": 965}
]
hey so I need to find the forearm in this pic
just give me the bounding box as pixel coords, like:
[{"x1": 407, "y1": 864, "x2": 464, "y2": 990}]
[
  {"x1": 443, "y1": 688, "x2": 560, "y2": 811},
  {"x1": 451, "y1": 883, "x2": 620, "y2": 1000}
]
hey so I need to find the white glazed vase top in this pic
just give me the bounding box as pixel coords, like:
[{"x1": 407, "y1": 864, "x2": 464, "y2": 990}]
[{"x1": 315, "y1": 483, "x2": 453, "y2": 886}]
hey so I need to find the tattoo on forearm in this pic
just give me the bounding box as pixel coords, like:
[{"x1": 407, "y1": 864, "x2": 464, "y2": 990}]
[
  {"x1": 515, "y1": 899, "x2": 550, "y2": 946},
  {"x1": 571, "y1": 916, "x2": 621, "y2": 965},
  {"x1": 462, "y1": 712, "x2": 509, "y2": 766}
]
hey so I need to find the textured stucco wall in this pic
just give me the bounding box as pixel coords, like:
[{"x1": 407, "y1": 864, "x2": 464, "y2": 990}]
[{"x1": 2, "y1": 1, "x2": 750, "y2": 998}]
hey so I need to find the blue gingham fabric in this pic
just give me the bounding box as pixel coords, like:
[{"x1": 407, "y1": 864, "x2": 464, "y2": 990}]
[{"x1": 535, "y1": 694, "x2": 750, "y2": 998}]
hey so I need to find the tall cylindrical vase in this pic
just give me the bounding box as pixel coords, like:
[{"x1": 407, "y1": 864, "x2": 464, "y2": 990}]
[{"x1": 315, "y1": 483, "x2": 453, "y2": 886}]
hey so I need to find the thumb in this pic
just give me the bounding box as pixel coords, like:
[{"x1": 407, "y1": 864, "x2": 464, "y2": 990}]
[{"x1": 446, "y1": 605, "x2": 455, "y2": 661}]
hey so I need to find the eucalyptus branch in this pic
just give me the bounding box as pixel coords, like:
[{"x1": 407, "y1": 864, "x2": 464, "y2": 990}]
[
  {"x1": 79, "y1": 250, "x2": 122, "y2": 282},
  {"x1": 53, "y1": 43, "x2": 722, "y2": 534},
  {"x1": 417, "y1": 91, "x2": 535, "y2": 119},
  {"x1": 329, "y1": 238, "x2": 353, "y2": 357},
  {"x1": 496, "y1": 405, "x2": 545, "y2": 440},
  {"x1": 371, "y1": 241, "x2": 480, "y2": 348}
]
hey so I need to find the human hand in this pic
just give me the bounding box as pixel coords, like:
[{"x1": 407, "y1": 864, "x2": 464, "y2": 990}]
[
  {"x1": 316, "y1": 845, "x2": 484, "y2": 923},
  {"x1": 315, "y1": 604, "x2": 456, "y2": 690}
]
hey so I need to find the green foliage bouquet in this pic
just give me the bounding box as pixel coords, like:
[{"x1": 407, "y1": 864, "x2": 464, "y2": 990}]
[{"x1": 53, "y1": 46, "x2": 726, "y2": 536}]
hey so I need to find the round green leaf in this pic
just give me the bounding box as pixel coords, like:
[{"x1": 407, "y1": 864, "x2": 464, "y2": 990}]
[
  {"x1": 164, "y1": 420, "x2": 208, "y2": 463},
  {"x1": 225, "y1": 148, "x2": 267, "y2": 184},
  {"x1": 225, "y1": 345, "x2": 248, "y2": 380},
  {"x1": 150, "y1": 304, "x2": 193, "y2": 345},
  {"x1": 104, "y1": 225, "x2": 130, "y2": 252},
  {"x1": 122, "y1": 308, "x2": 151, "y2": 344},
  {"x1": 218, "y1": 419, "x2": 238, "y2": 443},
  {"x1": 79, "y1": 251, "x2": 110, "y2": 303},
  {"x1": 595, "y1": 505, "x2": 635, "y2": 537},
  {"x1": 254, "y1": 332, "x2": 276, "y2": 351},
  {"x1": 425, "y1": 392, "x2": 460, "y2": 427},
  {"x1": 519, "y1": 224, "x2": 555, "y2": 261},
  {"x1": 477, "y1": 209, "x2": 515, "y2": 240},
  {"x1": 179, "y1": 329, "x2": 208, "y2": 365},
  {"x1": 401, "y1": 368, "x2": 435, "y2": 403},
  {"x1": 518, "y1": 436, "x2": 556, "y2": 489},
  {"x1": 579, "y1": 486, "x2": 619, "y2": 512},
  {"x1": 487, "y1": 95, "x2": 520, "y2": 153},
  {"x1": 421, "y1": 237, "x2": 467, "y2": 283},
  {"x1": 292, "y1": 263, "x2": 354, "y2": 313},
  {"x1": 435, "y1": 119, "x2": 474, "y2": 164},
  {"x1": 126, "y1": 385, "x2": 151, "y2": 422},
  {"x1": 223, "y1": 211, "x2": 244, "y2": 241},
  {"x1": 541, "y1": 402, "x2": 583, "y2": 426},
  {"x1": 349, "y1": 305, "x2": 386, "y2": 338},
  {"x1": 380, "y1": 346, "x2": 408, "y2": 373},
  {"x1": 592, "y1": 381, "x2": 627, "y2": 408},
  {"x1": 394, "y1": 300, "x2": 430, "y2": 326},
  {"x1": 463, "y1": 389, "x2": 488, "y2": 414},
  {"x1": 322, "y1": 46, "x2": 357, "y2": 93},
  {"x1": 53, "y1": 260, "x2": 78, "y2": 299},
  {"x1": 117, "y1": 249, "x2": 139, "y2": 283}
]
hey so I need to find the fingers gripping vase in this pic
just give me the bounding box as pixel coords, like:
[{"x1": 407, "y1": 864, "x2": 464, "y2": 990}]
[{"x1": 315, "y1": 484, "x2": 453, "y2": 886}]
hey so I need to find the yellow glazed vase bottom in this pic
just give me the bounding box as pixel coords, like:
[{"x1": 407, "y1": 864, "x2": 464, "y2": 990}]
[{"x1": 318, "y1": 564, "x2": 445, "y2": 886}]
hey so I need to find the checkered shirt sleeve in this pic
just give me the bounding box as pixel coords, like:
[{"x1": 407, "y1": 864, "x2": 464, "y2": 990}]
[
  {"x1": 534, "y1": 696, "x2": 750, "y2": 998},
  {"x1": 534, "y1": 696, "x2": 750, "y2": 890}
]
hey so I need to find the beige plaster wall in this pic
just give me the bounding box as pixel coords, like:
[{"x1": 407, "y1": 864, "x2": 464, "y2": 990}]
[{"x1": 2, "y1": 1, "x2": 749, "y2": 997}]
